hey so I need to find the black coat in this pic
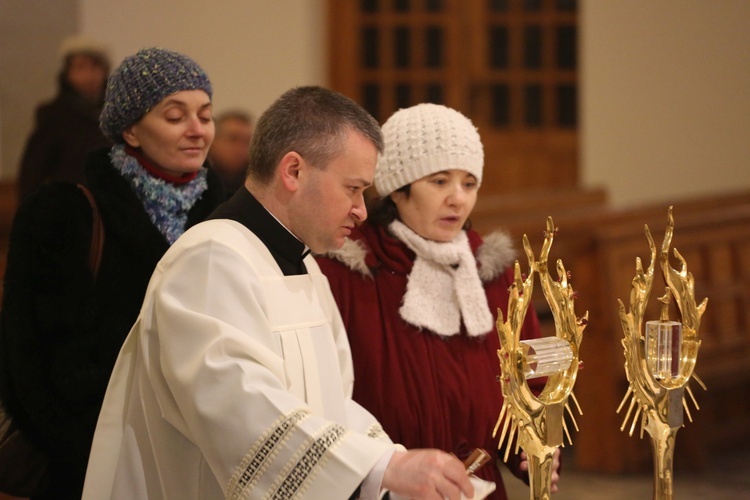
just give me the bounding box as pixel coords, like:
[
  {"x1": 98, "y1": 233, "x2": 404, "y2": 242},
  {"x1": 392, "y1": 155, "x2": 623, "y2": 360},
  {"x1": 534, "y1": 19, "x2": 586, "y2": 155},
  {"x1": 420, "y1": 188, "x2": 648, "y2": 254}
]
[
  {"x1": 17, "y1": 85, "x2": 112, "y2": 204},
  {"x1": 0, "y1": 147, "x2": 225, "y2": 499}
]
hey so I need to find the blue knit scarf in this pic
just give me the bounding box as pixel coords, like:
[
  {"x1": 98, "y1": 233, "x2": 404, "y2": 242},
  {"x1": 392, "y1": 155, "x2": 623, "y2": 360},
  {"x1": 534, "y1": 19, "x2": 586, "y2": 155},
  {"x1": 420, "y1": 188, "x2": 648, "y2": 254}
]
[{"x1": 110, "y1": 145, "x2": 208, "y2": 244}]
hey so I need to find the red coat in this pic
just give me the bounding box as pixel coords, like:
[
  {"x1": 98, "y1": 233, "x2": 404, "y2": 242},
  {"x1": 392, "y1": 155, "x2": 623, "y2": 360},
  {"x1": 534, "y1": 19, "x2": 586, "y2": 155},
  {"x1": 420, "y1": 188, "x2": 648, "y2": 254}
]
[{"x1": 316, "y1": 222, "x2": 542, "y2": 499}]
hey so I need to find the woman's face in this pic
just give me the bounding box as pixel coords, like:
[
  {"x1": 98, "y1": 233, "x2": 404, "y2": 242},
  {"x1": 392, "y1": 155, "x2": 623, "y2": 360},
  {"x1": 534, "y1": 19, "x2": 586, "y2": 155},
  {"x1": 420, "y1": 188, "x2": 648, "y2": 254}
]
[
  {"x1": 66, "y1": 54, "x2": 107, "y2": 100},
  {"x1": 123, "y1": 90, "x2": 214, "y2": 177},
  {"x1": 390, "y1": 169, "x2": 479, "y2": 242}
]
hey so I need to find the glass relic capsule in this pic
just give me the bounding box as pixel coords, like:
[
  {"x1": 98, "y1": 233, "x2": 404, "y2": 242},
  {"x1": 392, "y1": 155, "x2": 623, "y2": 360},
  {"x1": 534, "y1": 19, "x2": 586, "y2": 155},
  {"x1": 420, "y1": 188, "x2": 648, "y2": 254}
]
[
  {"x1": 520, "y1": 337, "x2": 574, "y2": 379},
  {"x1": 645, "y1": 320, "x2": 682, "y2": 380}
]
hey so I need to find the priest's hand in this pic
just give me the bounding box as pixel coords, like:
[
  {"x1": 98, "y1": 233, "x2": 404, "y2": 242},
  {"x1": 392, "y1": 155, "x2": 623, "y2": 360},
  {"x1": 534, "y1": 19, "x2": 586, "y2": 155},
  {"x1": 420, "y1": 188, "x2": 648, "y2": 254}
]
[{"x1": 382, "y1": 449, "x2": 474, "y2": 499}]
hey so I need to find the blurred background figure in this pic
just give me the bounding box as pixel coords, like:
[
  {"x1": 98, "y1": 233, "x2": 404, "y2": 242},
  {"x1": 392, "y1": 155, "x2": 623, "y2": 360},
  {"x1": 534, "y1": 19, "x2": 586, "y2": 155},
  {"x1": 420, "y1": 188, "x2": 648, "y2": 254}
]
[
  {"x1": 207, "y1": 109, "x2": 254, "y2": 194},
  {"x1": 16, "y1": 35, "x2": 112, "y2": 205}
]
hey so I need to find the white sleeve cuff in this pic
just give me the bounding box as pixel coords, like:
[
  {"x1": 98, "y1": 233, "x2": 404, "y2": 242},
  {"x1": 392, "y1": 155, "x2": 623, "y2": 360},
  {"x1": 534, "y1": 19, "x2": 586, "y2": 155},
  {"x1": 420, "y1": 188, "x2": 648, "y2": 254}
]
[{"x1": 359, "y1": 444, "x2": 404, "y2": 500}]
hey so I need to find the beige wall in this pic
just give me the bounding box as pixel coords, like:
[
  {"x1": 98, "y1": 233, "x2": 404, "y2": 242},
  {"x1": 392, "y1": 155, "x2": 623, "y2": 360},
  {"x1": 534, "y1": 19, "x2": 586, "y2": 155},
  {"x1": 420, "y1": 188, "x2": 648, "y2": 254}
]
[
  {"x1": 581, "y1": 0, "x2": 750, "y2": 207},
  {"x1": 0, "y1": 0, "x2": 325, "y2": 181},
  {"x1": 0, "y1": 0, "x2": 78, "y2": 182},
  {"x1": 2, "y1": 0, "x2": 749, "y2": 209},
  {"x1": 79, "y1": 0, "x2": 326, "y2": 119}
]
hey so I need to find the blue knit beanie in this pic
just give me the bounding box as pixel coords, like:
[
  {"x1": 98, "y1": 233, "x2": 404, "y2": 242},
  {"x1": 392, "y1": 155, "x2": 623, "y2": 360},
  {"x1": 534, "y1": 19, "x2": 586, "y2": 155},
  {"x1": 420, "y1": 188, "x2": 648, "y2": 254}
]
[{"x1": 100, "y1": 47, "x2": 212, "y2": 143}]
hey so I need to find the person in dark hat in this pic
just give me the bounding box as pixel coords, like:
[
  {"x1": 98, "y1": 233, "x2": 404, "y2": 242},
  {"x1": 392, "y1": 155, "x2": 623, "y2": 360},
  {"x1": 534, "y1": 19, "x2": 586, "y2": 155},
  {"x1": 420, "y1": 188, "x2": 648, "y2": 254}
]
[
  {"x1": 16, "y1": 35, "x2": 113, "y2": 204},
  {"x1": 0, "y1": 47, "x2": 226, "y2": 500}
]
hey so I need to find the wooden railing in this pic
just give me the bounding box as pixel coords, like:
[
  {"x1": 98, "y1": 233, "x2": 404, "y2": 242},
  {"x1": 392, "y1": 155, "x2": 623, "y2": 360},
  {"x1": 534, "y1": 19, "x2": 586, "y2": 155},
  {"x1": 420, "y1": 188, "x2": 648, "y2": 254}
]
[{"x1": 473, "y1": 188, "x2": 750, "y2": 473}]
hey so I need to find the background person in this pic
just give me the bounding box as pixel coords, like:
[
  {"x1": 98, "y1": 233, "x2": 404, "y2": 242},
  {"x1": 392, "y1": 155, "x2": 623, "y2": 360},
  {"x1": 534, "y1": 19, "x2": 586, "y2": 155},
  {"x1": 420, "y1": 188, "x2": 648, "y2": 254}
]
[
  {"x1": 208, "y1": 109, "x2": 254, "y2": 194},
  {"x1": 83, "y1": 86, "x2": 483, "y2": 500},
  {"x1": 0, "y1": 47, "x2": 225, "y2": 500},
  {"x1": 16, "y1": 35, "x2": 112, "y2": 205},
  {"x1": 316, "y1": 103, "x2": 559, "y2": 499}
]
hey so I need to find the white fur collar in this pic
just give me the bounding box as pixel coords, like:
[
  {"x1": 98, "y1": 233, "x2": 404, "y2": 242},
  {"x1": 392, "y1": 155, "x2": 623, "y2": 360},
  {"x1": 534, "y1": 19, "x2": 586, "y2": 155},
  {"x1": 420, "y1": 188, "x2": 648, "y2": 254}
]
[
  {"x1": 476, "y1": 230, "x2": 516, "y2": 281},
  {"x1": 323, "y1": 229, "x2": 516, "y2": 282},
  {"x1": 326, "y1": 238, "x2": 371, "y2": 276}
]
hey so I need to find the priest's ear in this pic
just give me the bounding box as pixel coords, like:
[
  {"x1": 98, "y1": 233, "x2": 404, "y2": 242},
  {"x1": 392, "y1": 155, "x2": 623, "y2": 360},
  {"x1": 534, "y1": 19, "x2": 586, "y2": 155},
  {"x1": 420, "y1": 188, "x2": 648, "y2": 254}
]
[{"x1": 278, "y1": 151, "x2": 304, "y2": 192}]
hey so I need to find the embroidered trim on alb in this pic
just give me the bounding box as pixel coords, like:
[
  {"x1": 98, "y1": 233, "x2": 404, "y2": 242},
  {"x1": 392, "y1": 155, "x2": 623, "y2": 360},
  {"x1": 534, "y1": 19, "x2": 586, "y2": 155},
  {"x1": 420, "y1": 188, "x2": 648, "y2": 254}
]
[
  {"x1": 268, "y1": 423, "x2": 347, "y2": 499},
  {"x1": 366, "y1": 422, "x2": 389, "y2": 440},
  {"x1": 227, "y1": 408, "x2": 309, "y2": 500}
]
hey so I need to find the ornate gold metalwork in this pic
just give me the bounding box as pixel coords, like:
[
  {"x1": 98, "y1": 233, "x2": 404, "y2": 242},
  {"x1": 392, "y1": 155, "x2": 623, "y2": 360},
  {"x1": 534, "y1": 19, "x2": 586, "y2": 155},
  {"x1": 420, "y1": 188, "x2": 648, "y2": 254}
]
[
  {"x1": 617, "y1": 207, "x2": 708, "y2": 500},
  {"x1": 494, "y1": 217, "x2": 587, "y2": 500}
]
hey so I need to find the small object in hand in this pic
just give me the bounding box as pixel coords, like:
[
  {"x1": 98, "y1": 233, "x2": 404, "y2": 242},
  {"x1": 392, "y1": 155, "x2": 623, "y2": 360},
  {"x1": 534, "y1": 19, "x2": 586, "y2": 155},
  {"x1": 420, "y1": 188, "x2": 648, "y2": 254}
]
[{"x1": 463, "y1": 448, "x2": 491, "y2": 475}]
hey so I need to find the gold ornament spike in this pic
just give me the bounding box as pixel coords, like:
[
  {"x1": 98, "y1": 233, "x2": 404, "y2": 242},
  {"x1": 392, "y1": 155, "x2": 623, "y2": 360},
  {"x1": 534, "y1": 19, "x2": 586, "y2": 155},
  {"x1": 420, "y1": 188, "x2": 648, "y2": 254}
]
[
  {"x1": 494, "y1": 217, "x2": 586, "y2": 499},
  {"x1": 570, "y1": 391, "x2": 583, "y2": 417},
  {"x1": 640, "y1": 411, "x2": 646, "y2": 440},
  {"x1": 617, "y1": 386, "x2": 633, "y2": 414},
  {"x1": 497, "y1": 406, "x2": 512, "y2": 450},
  {"x1": 692, "y1": 373, "x2": 707, "y2": 391},
  {"x1": 621, "y1": 396, "x2": 637, "y2": 432},
  {"x1": 617, "y1": 207, "x2": 708, "y2": 499},
  {"x1": 503, "y1": 419, "x2": 518, "y2": 463},
  {"x1": 562, "y1": 419, "x2": 572, "y2": 446},
  {"x1": 682, "y1": 397, "x2": 694, "y2": 423},
  {"x1": 494, "y1": 401, "x2": 508, "y2": 437},
  {"x1": 629, "y1": 404, "x2": 642, "y2": 437},
  {"x1": 565, "y1": 402, "x2": 579, "y2": 432},
  {"x1": 686, "y1": 385, "x2": 700, "y2": 411}
]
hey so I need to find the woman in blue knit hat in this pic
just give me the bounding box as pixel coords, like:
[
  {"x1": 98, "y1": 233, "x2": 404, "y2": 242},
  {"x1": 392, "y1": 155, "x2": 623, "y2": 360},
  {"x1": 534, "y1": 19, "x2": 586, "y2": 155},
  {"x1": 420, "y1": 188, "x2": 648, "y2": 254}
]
[{"x1": 0, "y1": 47, "x2": 225, "y2": 499}]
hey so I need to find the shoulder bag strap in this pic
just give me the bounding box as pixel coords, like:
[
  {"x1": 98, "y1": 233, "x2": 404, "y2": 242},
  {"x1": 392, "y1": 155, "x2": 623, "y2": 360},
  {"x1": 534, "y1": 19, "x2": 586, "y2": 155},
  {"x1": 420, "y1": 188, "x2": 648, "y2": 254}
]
[{"x1": 76, "y1": 184, "x2": 105, "y2": 280}]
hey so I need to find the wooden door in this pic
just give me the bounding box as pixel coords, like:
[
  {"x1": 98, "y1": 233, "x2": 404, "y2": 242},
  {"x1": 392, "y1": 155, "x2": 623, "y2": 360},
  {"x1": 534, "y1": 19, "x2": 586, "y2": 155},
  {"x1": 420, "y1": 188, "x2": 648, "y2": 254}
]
[{"x1": 328, "y1": 0, "x2": 579, "y2": 196}]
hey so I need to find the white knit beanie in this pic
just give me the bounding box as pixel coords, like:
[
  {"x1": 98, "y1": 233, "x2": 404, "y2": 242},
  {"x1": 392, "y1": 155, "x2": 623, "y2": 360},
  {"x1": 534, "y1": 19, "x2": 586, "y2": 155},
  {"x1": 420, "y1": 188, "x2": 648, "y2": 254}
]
[{"x1": 374, "y1": 103, "x2": 484, "y2": 197}]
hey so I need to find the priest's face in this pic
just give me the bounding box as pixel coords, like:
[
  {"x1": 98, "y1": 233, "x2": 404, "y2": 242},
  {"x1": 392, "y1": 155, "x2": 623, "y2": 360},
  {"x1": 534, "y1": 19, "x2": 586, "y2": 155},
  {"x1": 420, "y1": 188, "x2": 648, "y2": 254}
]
[
  {"x1": 293, "y1": 129, "x2": 376, "y2": 253},
  {"x1": 391, "y1": 169, "x2": 479, "y2": 242}
]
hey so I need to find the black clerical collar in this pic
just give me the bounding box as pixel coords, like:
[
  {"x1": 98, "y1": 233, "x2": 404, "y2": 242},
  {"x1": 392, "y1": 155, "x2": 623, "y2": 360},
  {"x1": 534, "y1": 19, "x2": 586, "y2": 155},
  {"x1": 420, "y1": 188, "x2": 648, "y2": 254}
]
[{"x1": 207, "y1": 187, "x2": 309, "y2": 276}]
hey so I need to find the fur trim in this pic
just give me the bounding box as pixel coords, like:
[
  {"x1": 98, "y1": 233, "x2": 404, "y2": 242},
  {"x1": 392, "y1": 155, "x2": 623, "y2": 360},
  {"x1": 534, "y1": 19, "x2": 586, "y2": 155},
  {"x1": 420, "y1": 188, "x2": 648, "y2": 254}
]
[
  {"x1": 477, "y1": 230, "x2": 516, "y2": 282},
  {"x1": 323, "y1": 238, "x2": 372, "y2": 278},
  {"x1": 325, "y1": 231, "x2": 516, "y2": 282}
]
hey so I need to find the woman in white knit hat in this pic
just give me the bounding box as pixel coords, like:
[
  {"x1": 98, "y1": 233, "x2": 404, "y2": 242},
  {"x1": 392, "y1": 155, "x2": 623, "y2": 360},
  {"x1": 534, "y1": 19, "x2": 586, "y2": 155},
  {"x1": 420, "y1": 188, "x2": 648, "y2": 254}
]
[{"x1": 316, "y1": 103, "x2": 560, "y2": 499}]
